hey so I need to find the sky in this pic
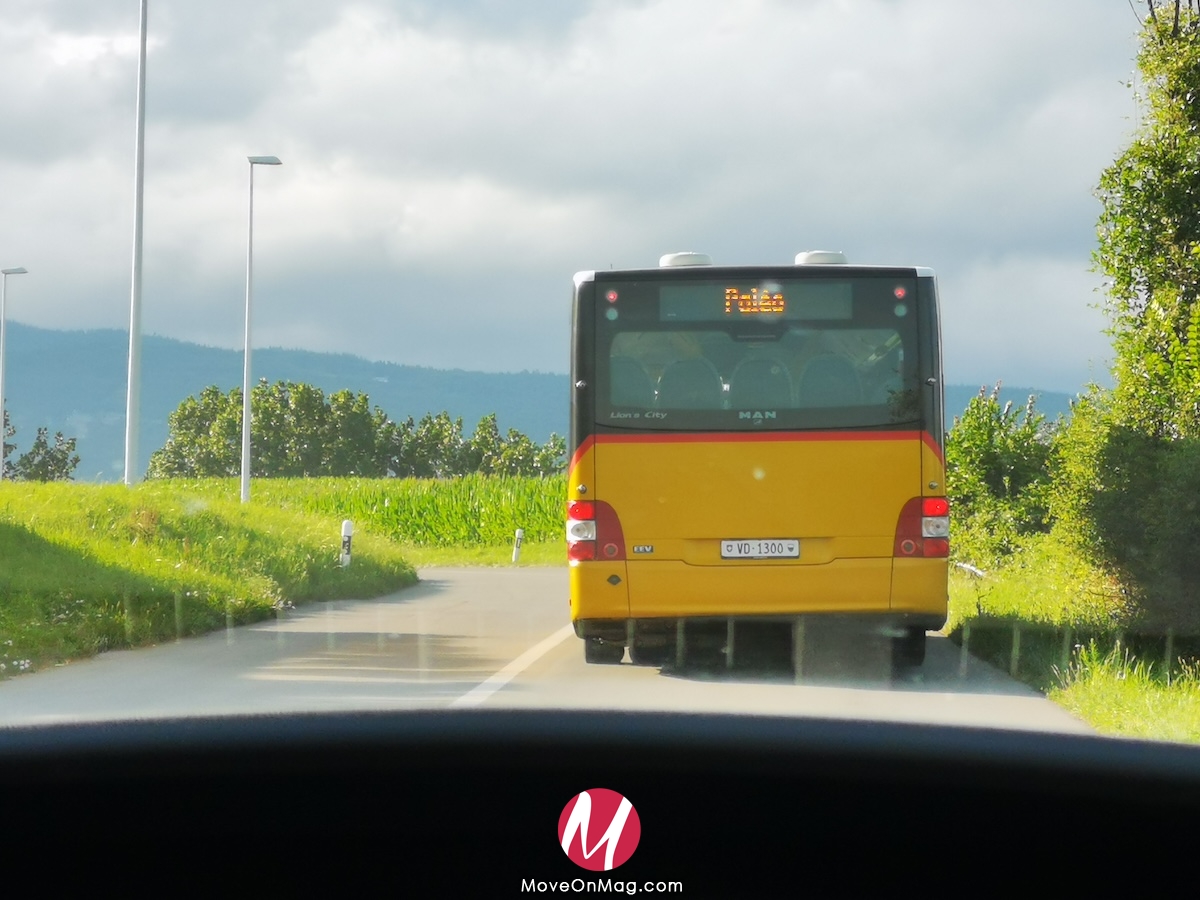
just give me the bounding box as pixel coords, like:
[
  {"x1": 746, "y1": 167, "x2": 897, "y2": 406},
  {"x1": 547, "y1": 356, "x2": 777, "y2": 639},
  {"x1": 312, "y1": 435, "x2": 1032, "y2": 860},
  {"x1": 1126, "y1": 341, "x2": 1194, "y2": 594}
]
[{"x1": 0, "y1": 0, "x2": 1146, "y2": 392}]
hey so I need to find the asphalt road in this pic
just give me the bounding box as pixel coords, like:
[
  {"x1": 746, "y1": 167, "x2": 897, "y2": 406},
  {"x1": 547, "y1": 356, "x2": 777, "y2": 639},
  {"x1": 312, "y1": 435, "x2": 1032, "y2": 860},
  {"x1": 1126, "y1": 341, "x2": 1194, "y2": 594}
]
[{"x1": 0, "y1": 567, "x2": 1090, "y2": 733}]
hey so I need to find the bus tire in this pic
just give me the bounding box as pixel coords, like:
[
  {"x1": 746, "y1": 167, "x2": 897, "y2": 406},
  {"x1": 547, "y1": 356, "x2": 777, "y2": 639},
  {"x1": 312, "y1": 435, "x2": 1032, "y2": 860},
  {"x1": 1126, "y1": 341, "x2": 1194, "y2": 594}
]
[
  {"x1": 584, "y1": 638, "x2": 625, "y2": 665},
  {"x1": 892, "y1": 628, "x2": 926, "y2": 670}
]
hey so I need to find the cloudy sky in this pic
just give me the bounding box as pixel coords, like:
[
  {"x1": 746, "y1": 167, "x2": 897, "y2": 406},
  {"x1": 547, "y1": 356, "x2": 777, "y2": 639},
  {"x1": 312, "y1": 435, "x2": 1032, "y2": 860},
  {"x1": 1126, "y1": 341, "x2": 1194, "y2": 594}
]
[{"x1": 0, "y1": 0, "x2": 1144, "y2": 392}]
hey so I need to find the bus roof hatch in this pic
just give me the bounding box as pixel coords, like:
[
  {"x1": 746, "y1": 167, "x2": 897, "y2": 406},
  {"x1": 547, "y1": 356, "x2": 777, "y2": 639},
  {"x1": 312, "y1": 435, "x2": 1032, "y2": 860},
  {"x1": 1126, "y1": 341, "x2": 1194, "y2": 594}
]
[
  {"x1": 659, "y1": 252, "x2": 712, "y2": 267},
  {"x1": 795, "y1": 250, "x2": 848, "y2": 265}
]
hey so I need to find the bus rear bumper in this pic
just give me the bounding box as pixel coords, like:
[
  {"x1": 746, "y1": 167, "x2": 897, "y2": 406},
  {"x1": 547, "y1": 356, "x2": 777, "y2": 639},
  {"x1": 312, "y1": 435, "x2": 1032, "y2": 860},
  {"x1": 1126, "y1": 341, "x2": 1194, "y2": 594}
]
[
  {"x1": 571, "y1": 556, "x2": 947, "y2": 646},
  {"x1": 575, "y1": 612, "x2": 946, "y2": 644},
  {"x1": 571, "y1": 558, "x2": 947, "y2": 619}
]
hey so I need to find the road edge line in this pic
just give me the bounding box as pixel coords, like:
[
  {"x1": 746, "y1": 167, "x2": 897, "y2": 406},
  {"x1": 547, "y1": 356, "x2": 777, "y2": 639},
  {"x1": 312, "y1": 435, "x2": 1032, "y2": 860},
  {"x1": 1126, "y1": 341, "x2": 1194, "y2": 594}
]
[{"x1": 450, "y1": 623, "x2": 575, "y2": 708}]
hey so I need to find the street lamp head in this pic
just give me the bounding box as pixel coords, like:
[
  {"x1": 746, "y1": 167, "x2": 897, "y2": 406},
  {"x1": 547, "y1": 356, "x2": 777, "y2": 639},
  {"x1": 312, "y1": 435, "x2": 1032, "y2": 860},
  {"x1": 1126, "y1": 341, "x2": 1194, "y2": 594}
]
[
  {"x1": 1, "y1": 267, "x2": 28, "y2": 276},
  {"x1": 248, "y1": 156, "x2": 282, "y2": 166}
]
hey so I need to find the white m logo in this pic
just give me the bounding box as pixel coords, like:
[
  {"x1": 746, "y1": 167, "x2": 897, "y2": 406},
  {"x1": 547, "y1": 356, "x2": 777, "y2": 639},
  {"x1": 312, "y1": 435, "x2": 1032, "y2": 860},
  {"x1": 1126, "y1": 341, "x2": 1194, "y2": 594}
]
[{"x1": 560, "y1": 790, "x2": 634, "y2": 871}]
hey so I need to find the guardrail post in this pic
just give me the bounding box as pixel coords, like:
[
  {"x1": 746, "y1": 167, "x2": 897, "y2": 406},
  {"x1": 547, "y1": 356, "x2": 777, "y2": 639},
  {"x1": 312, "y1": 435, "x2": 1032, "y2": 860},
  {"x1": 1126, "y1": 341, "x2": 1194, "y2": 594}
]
[{"x1": 958, "y1": 622, "x2": 971, "y2": 679}]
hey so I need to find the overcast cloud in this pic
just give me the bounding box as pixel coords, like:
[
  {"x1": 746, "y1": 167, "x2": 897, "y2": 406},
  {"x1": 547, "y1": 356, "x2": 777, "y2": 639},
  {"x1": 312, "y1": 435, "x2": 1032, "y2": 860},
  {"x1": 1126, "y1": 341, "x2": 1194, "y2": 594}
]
[{"x1": 0, "y1": 0, "x2": 1142, "y2": 391}]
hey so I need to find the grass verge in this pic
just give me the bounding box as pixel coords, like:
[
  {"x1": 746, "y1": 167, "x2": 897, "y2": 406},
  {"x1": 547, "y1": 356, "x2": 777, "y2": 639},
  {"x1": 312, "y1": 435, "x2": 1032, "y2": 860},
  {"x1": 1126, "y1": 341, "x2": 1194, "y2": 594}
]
[
  {"x1": 948, "y1": 530, "x2": 1200, "y2": 742},
  {"x1": 0, "y1": 481, "x2": 416, "y2": 676},
  {"x1": 1050, "y1": 644, "x2": 1200, "y2": 743}
]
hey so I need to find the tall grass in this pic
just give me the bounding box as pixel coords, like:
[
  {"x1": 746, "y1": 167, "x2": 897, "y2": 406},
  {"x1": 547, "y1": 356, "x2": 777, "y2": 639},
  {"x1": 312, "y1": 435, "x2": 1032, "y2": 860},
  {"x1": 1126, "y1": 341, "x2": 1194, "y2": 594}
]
[
  {"x1": 1052, "y1": 643, "x2": 1200, "y2": 743},
  {"x1": 174, "y1": 474, "x2": 567, "y2": 547}
]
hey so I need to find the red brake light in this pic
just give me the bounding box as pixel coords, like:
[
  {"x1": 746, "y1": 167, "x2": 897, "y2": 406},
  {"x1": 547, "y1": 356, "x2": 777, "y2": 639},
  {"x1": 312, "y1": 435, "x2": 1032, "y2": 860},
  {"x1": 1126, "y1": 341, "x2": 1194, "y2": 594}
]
[
  {"x1": 568, "y1": 501, "x2": 595, "y2": 520},
  {"x1": 568, "y1": 542, "x2": 596, "y2": 561},
  {"x1": 922, "y1": 498, "x2": 949, "y2": 517},
  {"x1": 923, "y1": 538, "x2": 949, "y2": 558}
]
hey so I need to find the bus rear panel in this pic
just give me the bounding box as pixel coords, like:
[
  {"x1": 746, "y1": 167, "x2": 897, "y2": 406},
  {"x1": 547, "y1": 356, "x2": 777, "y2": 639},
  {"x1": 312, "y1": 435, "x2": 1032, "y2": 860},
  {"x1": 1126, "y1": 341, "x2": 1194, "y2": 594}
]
[{"x1": 568, "y1": 260, "x2": 948, "y2": 668}]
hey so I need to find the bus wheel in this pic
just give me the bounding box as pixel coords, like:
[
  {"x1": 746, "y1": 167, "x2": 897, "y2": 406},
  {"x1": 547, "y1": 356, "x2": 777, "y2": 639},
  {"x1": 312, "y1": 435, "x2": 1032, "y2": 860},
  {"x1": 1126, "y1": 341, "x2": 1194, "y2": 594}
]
[
  {"x1": 629, "y1": 639, "x2": 672, "y2": 667},
  {"x1": 584, "y1": 638, "x2": 625, "y2": 665},
  {"x1": 892, "y1": 628, "x2": 926, "y2": 670}
]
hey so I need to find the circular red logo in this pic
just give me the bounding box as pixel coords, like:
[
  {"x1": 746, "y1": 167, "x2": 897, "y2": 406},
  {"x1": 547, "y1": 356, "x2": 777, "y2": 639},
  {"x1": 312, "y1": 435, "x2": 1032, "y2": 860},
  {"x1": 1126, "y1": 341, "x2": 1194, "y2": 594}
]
[{"x1": 558, "y1": 789, "x2": 641, "y2": 871}]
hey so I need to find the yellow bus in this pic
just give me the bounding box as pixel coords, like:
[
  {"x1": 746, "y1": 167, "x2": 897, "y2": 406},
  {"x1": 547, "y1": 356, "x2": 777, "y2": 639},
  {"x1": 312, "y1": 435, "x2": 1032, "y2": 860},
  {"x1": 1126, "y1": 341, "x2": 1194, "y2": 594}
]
[{"x1": 567, "y1": 251, "x2": 948, "y2": 672}]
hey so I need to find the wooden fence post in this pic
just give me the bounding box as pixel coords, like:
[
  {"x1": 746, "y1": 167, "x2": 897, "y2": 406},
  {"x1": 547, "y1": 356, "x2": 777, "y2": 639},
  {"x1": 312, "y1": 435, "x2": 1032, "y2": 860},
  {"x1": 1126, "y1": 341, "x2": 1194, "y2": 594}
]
[{"x1": 959, "y1": 623, "x2": 971, "y2": 679}]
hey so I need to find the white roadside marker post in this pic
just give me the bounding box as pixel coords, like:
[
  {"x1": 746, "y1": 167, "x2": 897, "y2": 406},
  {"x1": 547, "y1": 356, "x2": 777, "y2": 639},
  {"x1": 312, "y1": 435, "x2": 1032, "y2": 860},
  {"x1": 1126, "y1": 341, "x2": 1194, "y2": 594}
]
[{"x1": 341, "y1": 520, "x2": 353, "y2": 567}]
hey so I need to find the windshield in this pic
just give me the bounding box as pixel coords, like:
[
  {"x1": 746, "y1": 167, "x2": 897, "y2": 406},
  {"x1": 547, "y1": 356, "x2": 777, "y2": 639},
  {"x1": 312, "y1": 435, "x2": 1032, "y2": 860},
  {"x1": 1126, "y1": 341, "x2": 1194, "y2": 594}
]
[{"x1": 4, "y1": 0, "x2": 1196, "y2": 879}]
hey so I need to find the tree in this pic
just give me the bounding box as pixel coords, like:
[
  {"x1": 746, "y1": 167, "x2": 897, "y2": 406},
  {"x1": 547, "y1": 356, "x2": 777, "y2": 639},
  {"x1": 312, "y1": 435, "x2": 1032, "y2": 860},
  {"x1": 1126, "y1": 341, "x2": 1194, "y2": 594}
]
[
  {"x1": 1065, "y1": 1, "x2": 1200, "y2": 627},
  {"x1": 1095, "y1": 2, "x2": 1200, "y2": 438},
  {"x1": 148, "y1": 382, "x2": 567, "y2": 479},
  {"x1": 147, "y1": 385, "x2": 241, "y2": 478},
  {"x1": 327, "y1": 389, "x2": 389, "y2": 476},
  {"x1": 10, "y1": 427, "x2": 81, "y2": 482},
  {"x1": 148, "y1": 381, "x2": 396, "y2": 479},
  {"x1": 945, "y1": 384, "x2": 1054, "y2": 561},
  {"x1": 465, "y1": 413, "x2": 504, "y2": 474}
]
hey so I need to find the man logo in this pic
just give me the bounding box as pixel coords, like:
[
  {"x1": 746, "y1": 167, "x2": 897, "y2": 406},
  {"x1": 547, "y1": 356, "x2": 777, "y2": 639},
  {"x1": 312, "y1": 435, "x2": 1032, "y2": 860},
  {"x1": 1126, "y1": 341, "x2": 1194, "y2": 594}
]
[
  {"x1": 738, "y1": 410, "x2": 777, "y2": 420},
  {"x1": 557, "y1": 788, "x2": 641, "y2": 871}
]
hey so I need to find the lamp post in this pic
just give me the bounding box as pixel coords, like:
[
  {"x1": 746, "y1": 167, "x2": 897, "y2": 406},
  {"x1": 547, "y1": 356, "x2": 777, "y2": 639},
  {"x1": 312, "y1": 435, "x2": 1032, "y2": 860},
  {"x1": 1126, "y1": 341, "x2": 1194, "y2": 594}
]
[
  {"x1": 0, "y1": 266, "x2": 29, "y2": 480},
  {"x1": 124, "y1": 0, "x2": 148, "y2": 487},
  {"x1": 241, "y1": 155, "x2": 282, "y2": 503}
]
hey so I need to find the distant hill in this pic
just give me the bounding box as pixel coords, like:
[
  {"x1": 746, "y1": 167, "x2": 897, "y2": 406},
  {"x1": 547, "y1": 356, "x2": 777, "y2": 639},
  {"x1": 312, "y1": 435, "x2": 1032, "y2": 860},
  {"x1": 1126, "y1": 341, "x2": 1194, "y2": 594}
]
[
  {"x1": 944, "y1": 383, "x2": 1075, "y2": 425},
  {"x1": 1, "y1": 323, "x2": 1079, "y2": 482},
  {"x1": 2, "y1": 323, "x2": 565, "y2": 482}
]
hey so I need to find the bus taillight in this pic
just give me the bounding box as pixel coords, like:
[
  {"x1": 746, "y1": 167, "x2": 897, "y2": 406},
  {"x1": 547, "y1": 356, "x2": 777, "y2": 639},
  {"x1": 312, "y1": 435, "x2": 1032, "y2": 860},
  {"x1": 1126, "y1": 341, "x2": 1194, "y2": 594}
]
[
  {"x1": 922, "y1": 497, "x2": 949, "y2": 517},
  {"x1": 568, "y1": 540, "x2": 597, "y2": 561},
  {"x1": 894, "y1": 497, "x2": 950, "y2": 558},
  {"x1": 566, "y1": 500, "x2": 626, "y2": 562},
  {"x1": 568, "y1": 501, "x2": 595, "y2": 520},
  {"x1": 567, "y1": 501, "x2": 597, "y2": 561}
]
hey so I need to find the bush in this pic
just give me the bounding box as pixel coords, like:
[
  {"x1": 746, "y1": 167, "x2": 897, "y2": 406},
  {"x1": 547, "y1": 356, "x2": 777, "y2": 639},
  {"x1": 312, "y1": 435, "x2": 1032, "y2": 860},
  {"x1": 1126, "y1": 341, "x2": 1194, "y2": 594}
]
[
  {"x1": 1052, "y1": 387, "x2": 1200, "y2": 631},
  {"x1": 945, "y1": 384, "x2": 1055, "y2": 564}
]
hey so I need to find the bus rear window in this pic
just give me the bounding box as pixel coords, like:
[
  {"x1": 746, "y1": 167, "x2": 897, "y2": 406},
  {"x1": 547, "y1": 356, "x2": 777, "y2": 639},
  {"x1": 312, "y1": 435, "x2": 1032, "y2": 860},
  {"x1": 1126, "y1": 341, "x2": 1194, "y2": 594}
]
[
  {"x1": 603, "y1": 327, "x2": 916, "y2": 425},
  {"x1": 594, "y1": 274, "x2": 923, "y2": 430}
]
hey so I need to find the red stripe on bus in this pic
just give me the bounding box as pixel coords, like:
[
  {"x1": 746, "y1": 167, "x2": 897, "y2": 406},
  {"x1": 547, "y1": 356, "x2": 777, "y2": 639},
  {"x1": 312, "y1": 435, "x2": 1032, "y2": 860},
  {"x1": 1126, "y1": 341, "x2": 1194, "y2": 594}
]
[
  {"x1": 568, "y1": 430, "x2": 944, "y2": 475},
  {"x1": 921, "y1": 431, "x2": 946, "y2": 465}
]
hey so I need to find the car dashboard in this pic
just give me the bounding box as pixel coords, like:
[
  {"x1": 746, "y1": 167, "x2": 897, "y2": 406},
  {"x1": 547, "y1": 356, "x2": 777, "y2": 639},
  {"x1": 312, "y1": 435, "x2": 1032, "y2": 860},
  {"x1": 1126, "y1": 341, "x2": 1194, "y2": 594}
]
[{"x1": 4, "y1": 709, "x2": 1195, "y2": 895}]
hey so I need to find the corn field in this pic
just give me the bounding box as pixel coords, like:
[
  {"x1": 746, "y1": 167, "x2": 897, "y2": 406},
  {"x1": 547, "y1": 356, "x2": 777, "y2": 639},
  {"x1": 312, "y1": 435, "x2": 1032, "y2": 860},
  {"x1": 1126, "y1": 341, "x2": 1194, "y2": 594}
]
[{"x1": 233, "y1": 474, "x2": 567, "y2": 546}]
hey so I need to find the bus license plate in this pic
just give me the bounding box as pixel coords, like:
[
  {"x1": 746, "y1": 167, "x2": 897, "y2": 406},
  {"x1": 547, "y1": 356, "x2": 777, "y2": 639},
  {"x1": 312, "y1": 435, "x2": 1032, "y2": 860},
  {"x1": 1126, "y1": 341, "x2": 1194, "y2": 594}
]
[{"x1": 721, "y1": 539, "x2": 799, "y2": 559}]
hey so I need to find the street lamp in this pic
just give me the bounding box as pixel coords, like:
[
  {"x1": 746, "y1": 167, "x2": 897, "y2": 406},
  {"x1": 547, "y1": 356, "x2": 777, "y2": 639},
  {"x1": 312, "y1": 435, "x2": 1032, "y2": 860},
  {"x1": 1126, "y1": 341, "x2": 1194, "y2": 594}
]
[
  {"x1": 0, "y1": 266, "x2": 29, "y2": 481},
  {"x1": 241, "y1": 155, "x2": 282, "y2": 503},
  {"x1": 124, "y1": 0, "x2": 149, "y2": 487}
]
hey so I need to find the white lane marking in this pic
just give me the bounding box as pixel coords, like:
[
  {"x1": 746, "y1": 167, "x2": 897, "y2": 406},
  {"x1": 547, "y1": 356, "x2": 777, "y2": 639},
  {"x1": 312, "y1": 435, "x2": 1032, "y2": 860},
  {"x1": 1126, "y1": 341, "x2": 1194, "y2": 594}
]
[{"x1": 450, "y1": 624, "x2": 575, "y2": 708}]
